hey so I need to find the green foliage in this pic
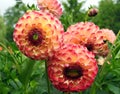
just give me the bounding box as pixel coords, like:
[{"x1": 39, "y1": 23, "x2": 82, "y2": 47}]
[
  {"x1": 90, "y1": 31, "x2": 120, "y2": 94},
  {"x1": 0, "y1": 16, "x2": 6, "y2": 43},
  {"x1": 60, "y1": 0, "x2": 86, "y2": 30},
  {"x1": 92, "y1": 0, "x2": 120, "y2": 34},
  {"x1": 4, "y1": 0, "x2": 27, "y2": 42}
]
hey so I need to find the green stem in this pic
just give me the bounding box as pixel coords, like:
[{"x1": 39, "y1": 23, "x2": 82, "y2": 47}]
[
  {"x1": 79, "y1": 92, "x2": 83, "y2": 94},
  {"x1": 84, "y1": 9, "x2": 90, "y2": 22},
  {"x1": 90, "y1": 83, "x2": 97, "y2": 94},
  {"x1": 45, "y1": 60, "x2": 50, "y2": 94},
  {"x1": 84, "y1": 14, "x2": 88, "y2": 22}
]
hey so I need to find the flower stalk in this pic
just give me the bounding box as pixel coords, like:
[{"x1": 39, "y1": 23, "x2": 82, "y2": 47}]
[{"x1": 45, "y1": 60, "x2": 51, "y2": 94}]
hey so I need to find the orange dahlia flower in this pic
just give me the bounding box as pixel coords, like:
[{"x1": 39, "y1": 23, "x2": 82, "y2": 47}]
[
  {"x1": 47, "y1": 44, "x2": 98, "y2": 92},
  {"x1": 37, "y1": 0, "x2": 62, "y2": 18},
  {"x1": 13, "y1": 10, "x2": 64, "y2": 60}
]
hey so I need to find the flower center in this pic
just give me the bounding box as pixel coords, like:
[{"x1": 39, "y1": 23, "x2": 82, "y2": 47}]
[
  {"x1": 85, "y1": 43, "x2": 94, "y2": 51},
  {"x1": 28, "y1": 28, "x2": 43, "y2": 46},
  {"x1": 63, "y1": 64, "x2": 83, "y2": 79}
]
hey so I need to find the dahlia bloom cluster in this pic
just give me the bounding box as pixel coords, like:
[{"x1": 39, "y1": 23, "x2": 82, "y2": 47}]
[{"x1": 13, "y1": 0, "x2": 116, "y2": 93}]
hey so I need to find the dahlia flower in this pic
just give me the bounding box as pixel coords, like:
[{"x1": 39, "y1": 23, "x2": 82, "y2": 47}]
[
  {"x1": 13, "y1": 10, "x2": 64, "y2": 60},
  {"x1": 66, "y1": 22, "x2": 100, "y2": 45},
  {"x1": 101, "y1": 29, "x2": 116, "y2": 44},
  {"x1": 88, "y1": 30, "x2": 109, "y2": 56},
  {"x1": 89, "y1": 29, "x2": 116, "y2": 56},
  {"x1": 64, "y1": 22, "x2": 102, "y2": 54},
  {"x1": 94, "y1": 29, "x2": 116, "y2": 56},
  {"x1": 64, "y1": 22, "x2": 115, "y2": 56},
  {"x1": 37, "y1": 0, "x2": 62, "y2": 18},
  {"x1": 47, "y1": 44, "x2": 98, "y2": 92}
]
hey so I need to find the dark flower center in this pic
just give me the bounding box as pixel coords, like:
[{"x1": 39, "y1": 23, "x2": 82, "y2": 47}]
[
  {"x1": 63, "y1": 64, "x2": 83, "y2": 80},
  {"x1": 85, "y1": 43, "x2": 94, "y2": 51},
  {"x1": 103, "y1": 40, "x2": 107, "y2": 43},
  {"x1": 28, "y1": 28, "x2": 43, "y2": 46}
]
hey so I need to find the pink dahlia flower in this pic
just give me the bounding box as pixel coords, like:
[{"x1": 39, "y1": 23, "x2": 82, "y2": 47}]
[
  {"x1": 66, "y1": 22, "x2": 99, "y2": 45},
  {"x1": 37, "y1": 0, "x2": 62, "y2": 18},
  {"x1": 64, "y1": 22, "x2": 115, "y2": 56},
  {"x1": 13, "y1": 11, "x2": 64, "y2": 60},
  {"x1": 63, "y1": 22, "x2": 105, "y2": 55},
  {"x1": 93, "y1": 29, "x2": 116, "y2": 56},
  {"x1": 47, "y1": 44, "x2": 98, "y2": 92},
  {"x1": 101, "y1": 29, "x2": 116, "y2": 44}
]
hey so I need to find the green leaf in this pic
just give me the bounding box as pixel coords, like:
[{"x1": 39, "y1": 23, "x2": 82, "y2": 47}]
[
  {"x1": 0, "y1": 83, "x2": 10, "y2": 94},
  {"x1": 20, "y1": 59, "x2": 35, "y2": 86},
  {"x1": 30, "y1": 80, "x2": 38, "y2": 88},
  {"x1": 14, "y1": 78, "x2": 23, "y2": 88},
  {"x1": 27, "y1": 4, "x2": 38, "y2": 11},
  {"x1": 115, "y1": 50, "x2": 120, "y2": 59},
  {"x1": 108, "y1": 84, "x2": 120, "y2": 94},
  {"x1": 114, "y1": 31, "x2": 120, "y2": 43},
  {"x1": 107, "y1": 41, "x2": 113, "y2": 49},
  {"x1": 42, "y1": 92, "x2": 48, "y2": 94},
  {"x1": 9, "y1": 79, "x2": 18, "y2": 89}
]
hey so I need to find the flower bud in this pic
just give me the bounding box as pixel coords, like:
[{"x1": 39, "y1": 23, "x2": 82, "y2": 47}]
[{"x1": 88, "y1": 8, "x2": 98, "y2": 17}]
